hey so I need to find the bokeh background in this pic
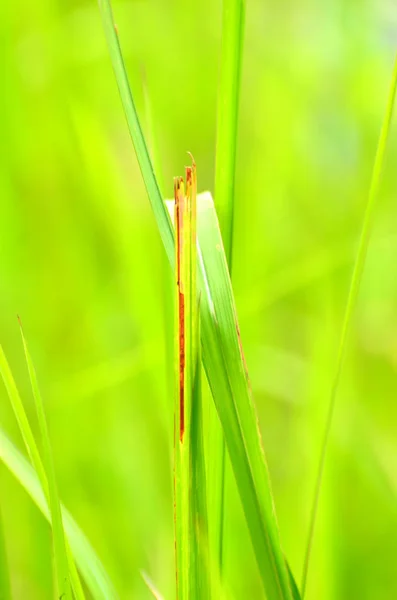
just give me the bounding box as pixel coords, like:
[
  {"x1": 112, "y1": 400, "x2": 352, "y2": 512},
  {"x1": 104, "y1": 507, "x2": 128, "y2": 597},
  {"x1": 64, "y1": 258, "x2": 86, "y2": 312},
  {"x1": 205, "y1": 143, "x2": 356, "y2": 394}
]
[{"x1": 1, "y1": 0, "x2": 397, "y2": 598}]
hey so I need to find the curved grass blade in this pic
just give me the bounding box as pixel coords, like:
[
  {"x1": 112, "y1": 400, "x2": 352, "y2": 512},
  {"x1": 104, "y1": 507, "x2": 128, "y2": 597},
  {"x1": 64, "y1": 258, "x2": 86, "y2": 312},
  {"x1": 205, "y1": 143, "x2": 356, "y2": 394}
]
[
  {"x1": 0, "y1": 427, "x2": 119, "y2": 600},
  {"x1": 18, "y1": 320, "x2": 73, "y2": 600},
  {"x1": 212, "y1": 0, "x2": 246, "y2": 572},
  {"x1": 0, "y1": 507, "x2": 11, "y2": 600},
  {"x1": 301, "y1": 54, "x2": 397, "y2": 597}
]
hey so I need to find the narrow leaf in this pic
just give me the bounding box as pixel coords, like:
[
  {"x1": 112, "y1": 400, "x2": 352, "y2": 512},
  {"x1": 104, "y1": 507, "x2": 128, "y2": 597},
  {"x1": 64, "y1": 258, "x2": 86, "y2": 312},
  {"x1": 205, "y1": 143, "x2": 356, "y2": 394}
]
[
  {"x1": 301, "y1": 54, "x2": 397, "y2": 597},
  {"x1": 215, "y1": 0, "x2": 245, "y2": 262},
  {"x1": 212, "y1": 0, "x2": 246, "y2": 572},
  {"x1": 18, "y1": 321, "x2": 74, "y2": 600},
  {"x1": 0, "y1": 428, "x2": 119, "y2": 600}
]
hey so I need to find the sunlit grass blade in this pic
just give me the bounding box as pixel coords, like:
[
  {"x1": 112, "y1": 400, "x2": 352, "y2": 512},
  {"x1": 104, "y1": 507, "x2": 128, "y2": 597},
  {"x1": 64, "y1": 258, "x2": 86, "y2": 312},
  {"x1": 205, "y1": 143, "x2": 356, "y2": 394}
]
[
  {"x1": 0, "y1": 508, "x2": 11, "y2": 600},
  {"x1": 212, "y1": 0, "x2": 246, "y2": 573},
  {"x1": 0, "y1": 427, "x2": 119, "y2": 600},
  {"x1": 301, "y1": 53, "x2": 397, "y2": 598},
  {"x1": 18, "y1": 319, "x2": 73, "y2": 600}
]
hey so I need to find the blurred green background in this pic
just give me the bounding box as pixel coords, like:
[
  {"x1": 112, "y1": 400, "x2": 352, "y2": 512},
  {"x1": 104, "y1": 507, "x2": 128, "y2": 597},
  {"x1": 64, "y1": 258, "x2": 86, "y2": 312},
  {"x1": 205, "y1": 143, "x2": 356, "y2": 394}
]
[{"x1": 1, "y1": 0, "x2": 397, "y2": 598}]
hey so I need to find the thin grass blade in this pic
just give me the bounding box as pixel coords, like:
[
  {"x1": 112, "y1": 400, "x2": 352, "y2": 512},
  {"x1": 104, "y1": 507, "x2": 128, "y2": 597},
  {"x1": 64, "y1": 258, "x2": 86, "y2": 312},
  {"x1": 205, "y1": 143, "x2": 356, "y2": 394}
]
[
  {"x1": 18, "y1": 320, "x2": 73, "y2": 600},
  {"x1": 214, "y1": 0, "x2": 245, "y2": 263},
  {"x1": 301, "y1": 54, "x2": 397, "y2": 597},
  {"x1": 212, "y1": 0, "x2": 246, "y2": 573},
  {"x1": 174, "y1": 161, "x2": 209, "y2": 599},
  {"x1": 0, "y1": 346, "x2": 116, "y2": 599},
  {"x1": 0, "y1": 427, "x2": 119, "y2": 600},
  {"x1": 97, "y1": 0, "x2": 173, "y2": 262}
]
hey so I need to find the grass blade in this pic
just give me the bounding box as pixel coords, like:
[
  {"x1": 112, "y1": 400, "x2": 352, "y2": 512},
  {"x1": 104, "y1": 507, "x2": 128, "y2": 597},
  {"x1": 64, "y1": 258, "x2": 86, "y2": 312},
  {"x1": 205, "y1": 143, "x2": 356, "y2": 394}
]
[
  {"x1": 196, "y1": 193, "x2": 294, "y2": 599},
  {"x1": 174, "y1": 173, "x2": 191, "y2": 600},
  {"x1": 167, "y1": 193, "x2": 296, "y2": 599},
  {"x1": 301, "y1": 54, "x2": 397, "y2": 597},
  {"x1": 97, "y1": 0, "x2": 174, "y2": 263},
  {"x1": 18, "y1": 319, "x2": 73, "y2": 600},
  {"x1": 0, "y1": 507, "x2": 11, "y2": 600},
  {"x1": 0, "y1": 427, "x2": 119, "y2": 600},
  {"x1": 0, "y1": 345, "x2": 117, "y2": 599},
  {"x1": 214, "y1": 0, "x2": 245, "y2": 263},
  {"x1": 212, "y1": 0, "x2": 245, "y2": 573},
  {"x1": 174, "y1": 161, "x2": 209, "y2": 599}
]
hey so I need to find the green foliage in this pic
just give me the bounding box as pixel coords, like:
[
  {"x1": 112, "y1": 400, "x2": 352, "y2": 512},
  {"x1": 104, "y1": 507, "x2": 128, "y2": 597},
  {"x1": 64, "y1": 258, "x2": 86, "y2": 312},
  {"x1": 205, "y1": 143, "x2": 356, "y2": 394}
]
[{"x1": 1, "y1": 0, "x2": 397, "y2": 598}]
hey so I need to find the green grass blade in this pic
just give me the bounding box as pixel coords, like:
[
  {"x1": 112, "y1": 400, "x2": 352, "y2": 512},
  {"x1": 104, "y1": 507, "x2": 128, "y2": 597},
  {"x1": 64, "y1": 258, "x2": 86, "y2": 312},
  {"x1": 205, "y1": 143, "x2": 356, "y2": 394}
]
[
  {"x1": 190, "y1": 317, "x2": 211, "y2": 600},
  {"x1": 0, "y1": 508, "x2": 11, "y2": 600},
  {"x1": 0, "y1": 345, "x2": 47, "y2": 492},
  {"x1": 97, "y1": 0, "x2": 174, "y2": 263},
  {"x1": 167, "y1": 193, "x2": 295, "y2": 599},
  {"x1": 0, "y1": 427, "x2": 119, "y2": 600},
  {"x1": 301, "y1": 54, "x2": 397, "y2": 598},
  {"x1": 212, "y1": 0, "x2": 245, "y2": 573},
  {"x1": 196, "y1": 193, "x2": 294, "y2": 599},
  {"x1": 174, "y1": 162, "x2": 209, "y2": 599},
  {"x1": 173, "y1": 173, "x2": 191, "y2": 600},
  {"x1": 214, "y1": 0, "x2": 245, "y2": 263},
  {"x1": 18, "y1": 320, "x2": 73, "y2": 600}
]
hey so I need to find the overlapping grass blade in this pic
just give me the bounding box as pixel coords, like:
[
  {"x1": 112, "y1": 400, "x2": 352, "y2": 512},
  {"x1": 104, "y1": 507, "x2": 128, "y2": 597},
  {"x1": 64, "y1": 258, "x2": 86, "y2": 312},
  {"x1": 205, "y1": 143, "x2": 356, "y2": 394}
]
[
  {"x1": 212, "y1": 0, "x2": 246, "y2": 571},
  {"x1": 0, "y1": 345, "x2": 118, "y2": 599},
  {"x1": 167, "y1": 193, "x2": 297, "y2": 599},
  {"x1": 301, "y1": 54, "x2": 397, "y2": 597},
  {"x1": 0, "y1": 340, "x2": 84, "y2": 600},
  {"x1": 99, "y1": 2, "x2": 295, "y2": 596},
  {"x1": 18, "y1": 320, "x2": 73, "y2": 600},
  {"x1": 0, "y1": 427, "x2": 119, "y2": 600},
  {"x1": 173, "y1": 162, "x2": 210, "y2": 599},
  {"x1": 0, "y1": 507, "x2": 11, "y2": 600}
]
